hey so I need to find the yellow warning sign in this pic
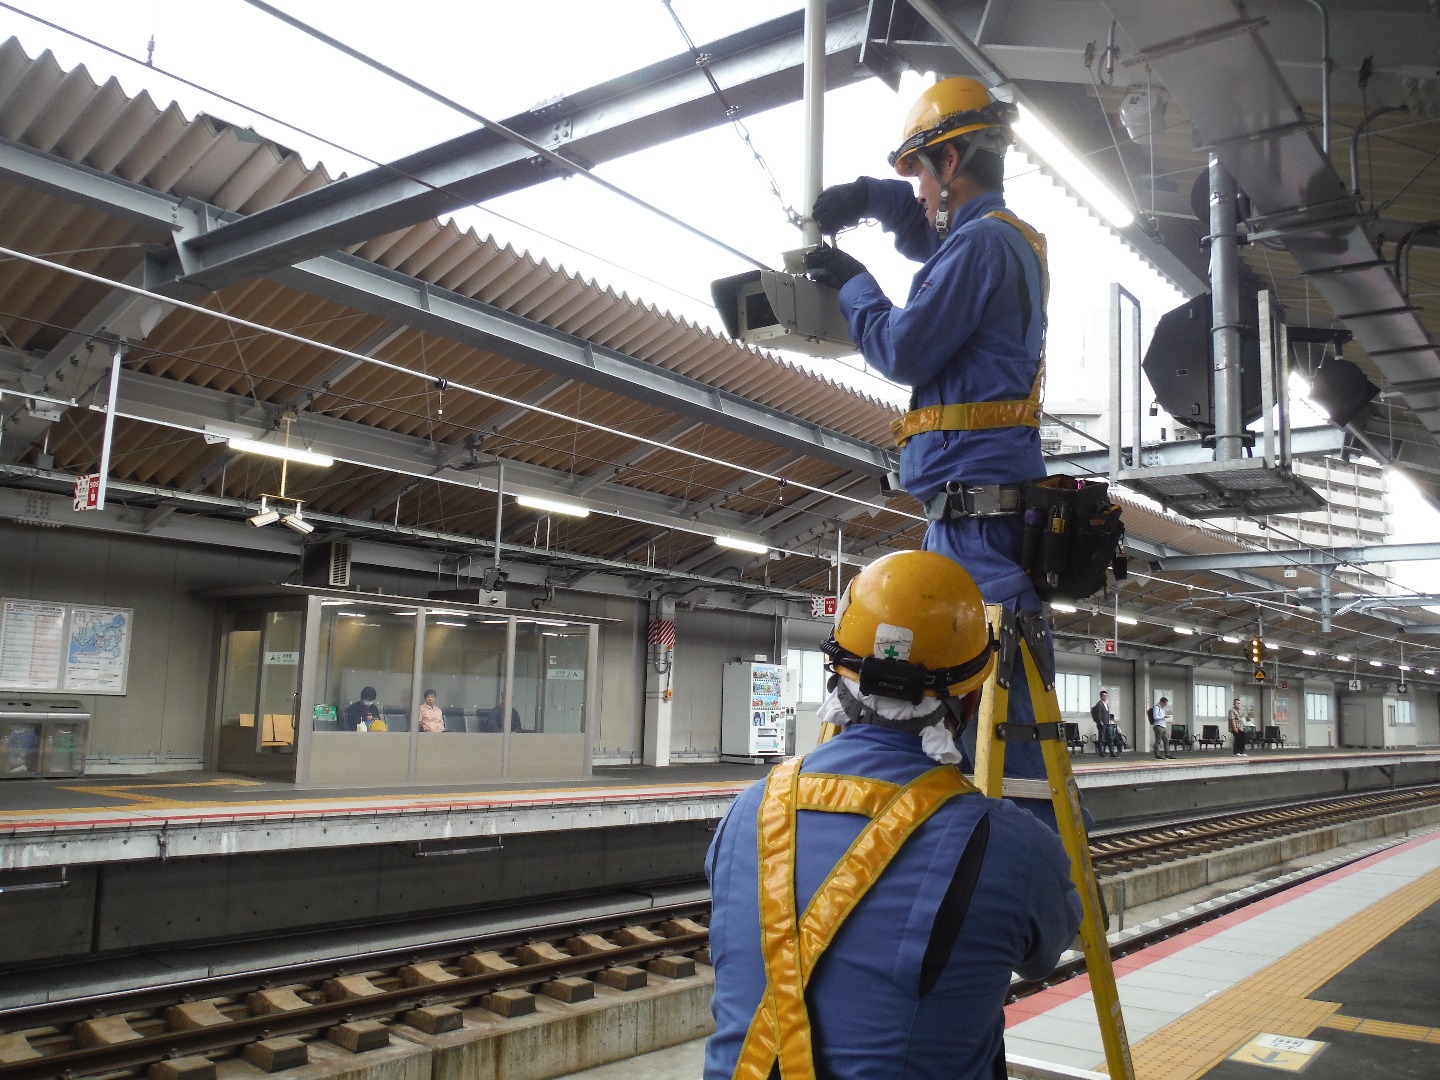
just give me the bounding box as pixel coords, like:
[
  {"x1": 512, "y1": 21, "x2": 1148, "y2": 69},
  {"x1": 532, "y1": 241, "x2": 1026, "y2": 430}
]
[
  {"x1": 1253, "y1": 667, "x2": 1267, "y2": 681},
  {"x1": 1230, "y1": 1032, "x2": 1326, "y2": 1071}
]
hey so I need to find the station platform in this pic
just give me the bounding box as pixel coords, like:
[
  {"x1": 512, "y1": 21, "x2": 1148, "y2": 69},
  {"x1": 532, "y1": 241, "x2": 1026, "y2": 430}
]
[
  {"x1": 1005, "y1": 825, "x2": 1440, "y2": 1080},
  {"x1": 1, "y1": 747, "x2": 1437, "y2": 870}
]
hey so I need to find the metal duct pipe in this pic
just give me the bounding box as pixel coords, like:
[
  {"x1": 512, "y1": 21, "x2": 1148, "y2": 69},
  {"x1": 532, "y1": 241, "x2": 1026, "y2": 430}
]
[
  {"x1": 1296, "y1": 0, "x2": 1332, "y2": 155},
  {"x1": 1208, "y1": 156, "x2": 1244, "y2": 462}
]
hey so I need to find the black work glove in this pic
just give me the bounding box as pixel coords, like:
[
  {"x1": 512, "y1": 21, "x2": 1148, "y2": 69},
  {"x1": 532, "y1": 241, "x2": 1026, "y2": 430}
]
[
  {"x1": 811, "y1": 178, "x2": 870, "y2": 234},
  {"x1": 804, "y1": 244, "x2": 869, "y2": 289}
]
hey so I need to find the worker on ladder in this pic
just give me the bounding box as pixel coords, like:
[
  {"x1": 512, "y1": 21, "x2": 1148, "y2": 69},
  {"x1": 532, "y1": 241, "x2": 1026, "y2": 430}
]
[
  {"x1": 805, "y1": 77, "x2": 1064, "y2": 811},
  {"x1": 704, "y1": 551, "x2": 1081, "y2": 1080}
]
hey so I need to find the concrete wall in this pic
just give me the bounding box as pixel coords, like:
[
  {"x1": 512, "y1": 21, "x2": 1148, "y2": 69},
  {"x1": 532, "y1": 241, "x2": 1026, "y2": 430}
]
[{"x1": 668, "y1": 607, "x2": 775, "y2": 759}]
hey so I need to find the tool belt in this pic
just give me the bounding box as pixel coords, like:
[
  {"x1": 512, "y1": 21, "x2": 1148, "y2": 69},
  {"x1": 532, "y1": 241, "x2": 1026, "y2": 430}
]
[
  {"x1": 1019, "y1": 475, "x2": 1127, "y2": 602},
  {"x1": 924, "y1": 482, "x2": 1026, "y2": 519}
]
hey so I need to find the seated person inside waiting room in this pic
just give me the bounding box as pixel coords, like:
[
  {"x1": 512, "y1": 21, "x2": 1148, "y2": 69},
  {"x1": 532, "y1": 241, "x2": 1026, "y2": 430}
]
[
  {"x1": 477, "y1": 693, "x2": 521, "y2": 732},
  {"x1": 418, "y1": 688, "x2": 444, "y2": 732},
  {"x1": 342, "y1": 686, "x2": 382, "y2": 731}
]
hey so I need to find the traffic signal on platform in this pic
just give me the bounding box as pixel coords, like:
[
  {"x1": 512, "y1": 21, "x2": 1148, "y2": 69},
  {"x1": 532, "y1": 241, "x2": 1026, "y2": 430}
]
[{"x1": 1250, "y1": 636, "x2": 1263, "y2": 664}]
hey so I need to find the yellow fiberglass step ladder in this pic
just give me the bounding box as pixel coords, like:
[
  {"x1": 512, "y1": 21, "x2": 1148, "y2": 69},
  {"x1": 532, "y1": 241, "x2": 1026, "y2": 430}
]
[{"x1": 973, "y1": 604, "x2": 1134, "y2": 1080}]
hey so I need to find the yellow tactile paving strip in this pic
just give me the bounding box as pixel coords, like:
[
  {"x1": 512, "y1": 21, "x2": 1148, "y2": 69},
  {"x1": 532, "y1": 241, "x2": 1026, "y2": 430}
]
[
  {"x1": 1112, "y1": 864, "x2": 1440, "y2": 1079},
  {"x1": 1320, "y1": 1013, "x2": 1440, "y2": 1044}
]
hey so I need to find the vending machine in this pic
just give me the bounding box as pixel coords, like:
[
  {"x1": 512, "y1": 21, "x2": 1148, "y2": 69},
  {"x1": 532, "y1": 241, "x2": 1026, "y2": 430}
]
[{"x1": 721, "y1": 661, "x2": 795, "y2": 761}]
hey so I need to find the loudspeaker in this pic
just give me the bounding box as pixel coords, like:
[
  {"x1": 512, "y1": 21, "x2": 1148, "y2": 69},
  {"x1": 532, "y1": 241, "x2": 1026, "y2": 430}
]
[
  {"x1": 1305, "y1": 356, "x2": 1379, "y2": 428},
  {"x1": 1142, "y1": 293, "x2": 1262, "y2": 434},
  {"x1": 301, "y1": 541, "x2": 351, "y2": 588}
]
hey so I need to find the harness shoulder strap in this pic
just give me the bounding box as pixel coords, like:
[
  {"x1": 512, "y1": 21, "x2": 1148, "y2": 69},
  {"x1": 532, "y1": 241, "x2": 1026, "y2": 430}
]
[
  {"x1": 892, "y1": 211, "x2": 1050, "y2": 447},
  {"x1": 731, "y1": 759, "x2": 978, "y2": 1080}
]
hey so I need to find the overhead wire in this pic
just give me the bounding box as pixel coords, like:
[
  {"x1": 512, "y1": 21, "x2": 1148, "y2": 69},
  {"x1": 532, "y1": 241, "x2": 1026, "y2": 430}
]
[
  {"x1": 0, "y1": 0, "x2": 724, "y2": 313},
  {"x1": 239, "y1": 0, "x2": 771, "y2": 271},
  {"x1": 0, "y1": 245, "x2": 921, "y2": 525}
]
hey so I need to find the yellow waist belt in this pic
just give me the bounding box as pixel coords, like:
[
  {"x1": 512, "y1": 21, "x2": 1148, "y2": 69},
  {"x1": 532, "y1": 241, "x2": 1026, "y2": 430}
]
[
  {"x1": 730, "y1": 758, "x2": 977, "y2": 1080},
  {"x1": 892, "y1": 398, "x2": 1042, "y2": 446}
]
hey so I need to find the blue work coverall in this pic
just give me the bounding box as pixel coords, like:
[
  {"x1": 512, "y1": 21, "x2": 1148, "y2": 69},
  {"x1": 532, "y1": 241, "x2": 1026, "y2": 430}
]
[
  {"x1": 837, "y1": 179, "x2": 1053, "y2": 784},
  {"x1": 704, "y1": 724, "x2": 1080, "y2": 1080}
]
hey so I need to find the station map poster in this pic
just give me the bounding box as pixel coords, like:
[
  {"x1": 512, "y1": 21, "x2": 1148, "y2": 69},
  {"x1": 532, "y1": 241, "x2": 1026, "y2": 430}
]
[
  {"x1": 64, "y1": 606, "x2": 132, "y2": 694},
  {"x1": 0, "y1": 598, "x2": 133, "y2": 695}
]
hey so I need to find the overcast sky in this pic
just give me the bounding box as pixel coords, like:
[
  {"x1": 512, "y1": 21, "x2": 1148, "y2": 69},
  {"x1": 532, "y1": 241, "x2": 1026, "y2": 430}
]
[{"x1": 3, "y1": 1, "x2": 1434, "y2": 598}]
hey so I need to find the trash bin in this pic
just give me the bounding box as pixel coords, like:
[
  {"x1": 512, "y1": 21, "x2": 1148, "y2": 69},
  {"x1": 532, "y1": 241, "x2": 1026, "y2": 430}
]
[{"x1": 0, "y1": 699, "x2": 90, "y2": 778}]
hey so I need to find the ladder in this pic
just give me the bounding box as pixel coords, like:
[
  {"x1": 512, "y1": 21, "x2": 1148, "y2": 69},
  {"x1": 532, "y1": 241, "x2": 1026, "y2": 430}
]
[{"x1": 973, "y1": 604, "x2": 1135, "y2": 1079}]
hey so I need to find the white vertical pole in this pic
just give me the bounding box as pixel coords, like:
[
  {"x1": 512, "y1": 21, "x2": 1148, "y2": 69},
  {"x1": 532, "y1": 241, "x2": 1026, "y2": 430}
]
[
  {"x1": 801, "y1": 0, "x2": 825, "y2": 247},
  {"x1": 95, "y1": 344, "x2": 124, "y2": 510}
]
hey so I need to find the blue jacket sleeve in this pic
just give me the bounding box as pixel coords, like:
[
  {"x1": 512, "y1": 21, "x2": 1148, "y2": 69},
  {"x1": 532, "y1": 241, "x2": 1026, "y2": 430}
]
[
  {"x1": 861, "y1": 177, "x2": 938, "y2": 263},
  {"x1": 837, "y1": 225, "x2": 1015, "y2": 388},
  {"x1": 1014, "y1": 814, "x2": 1083, "y2": 980}
]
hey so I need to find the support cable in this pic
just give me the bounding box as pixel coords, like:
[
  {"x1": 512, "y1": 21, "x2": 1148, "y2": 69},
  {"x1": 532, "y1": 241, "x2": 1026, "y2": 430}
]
[{"x1": 241, "y1": 0, "x2": 770, "y2": 270}]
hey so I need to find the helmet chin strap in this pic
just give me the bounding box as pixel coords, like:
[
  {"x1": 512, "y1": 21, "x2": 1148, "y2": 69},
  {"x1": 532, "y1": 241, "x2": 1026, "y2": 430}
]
[{"x1": 917, "y1": 138, "x2": 986, "y2": 240}]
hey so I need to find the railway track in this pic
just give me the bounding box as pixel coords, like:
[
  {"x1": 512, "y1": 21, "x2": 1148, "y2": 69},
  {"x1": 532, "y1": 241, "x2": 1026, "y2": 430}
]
[
  {"x1": 1088, "y1": 782, "x2": 1440, "y2": 872},
  {"x1": 2, "y1": 784, "x2": 1435, "y2": 1078}
]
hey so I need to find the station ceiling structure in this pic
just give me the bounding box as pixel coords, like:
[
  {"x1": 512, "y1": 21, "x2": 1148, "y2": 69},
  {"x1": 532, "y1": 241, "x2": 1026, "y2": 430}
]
[{"x1": 1, "y1": 1, "x2": 1439, "y2": 680}]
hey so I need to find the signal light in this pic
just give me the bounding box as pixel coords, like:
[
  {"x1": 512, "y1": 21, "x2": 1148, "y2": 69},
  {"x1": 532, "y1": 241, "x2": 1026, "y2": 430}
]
[{"x1": 1250, "y1": 636, "x2": 1263, "y2": 664}]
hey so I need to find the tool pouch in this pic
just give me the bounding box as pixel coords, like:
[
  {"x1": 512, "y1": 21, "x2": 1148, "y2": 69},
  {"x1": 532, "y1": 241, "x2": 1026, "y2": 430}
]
[{"x1": 1020, "y1": 476, "x2": 1127, "y2": 601}]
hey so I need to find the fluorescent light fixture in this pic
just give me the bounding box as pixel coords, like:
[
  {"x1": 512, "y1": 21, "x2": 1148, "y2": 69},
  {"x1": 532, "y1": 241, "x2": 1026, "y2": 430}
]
[
  {"x1": 716, "y1": 534, "x2": 769, "y2": 555},
  {"x1": 337, "y1": 612, "x2": 365, "y2": 618},
  {"x1": 1303, "y1": 648, "x2": 1319, "y2": 656},
  {"x1": 1336, "y1": 654, "x2": 1350, "y2": 662},
  {"x1": 1051, "y1": 602, "x2": 1078, "y2": 613},
  {"x1": 434, "y1": 620, "x2": 467, "y2": 627},
  {"x1": 391, "y1": 611, "x2": 418, "y2": 616},
  {"x1": 1115, "y1": 615, "x2": 1138, "y2": 626},
  {"x1": 515, "y1": 493, "x2": 590, "y2": 518},
  {"x1": 1222, "y1": 634, "x2": 1241, "y2": 644},
  {"x1": 1013, "y1": 105, "x2": 1135, "y2": 228},
  {"x1": 227, "y1": 437, "x2": 333, "y2": 468},
  {"x1": 320, "y1": 600, "x2": 351, "y2": 606},
  {"x1": 281, "y1": 511, "x2": 315, "y2": 535},
  {"x1": 1173, "y1": 626, "x2": 1193, "y2": 635},
  {"x1": 427, "y1": 608, "x2": 472, "y2": 617},
  {"x1": 1369, "y1": 659, "x2": 1383, "y2": 668},
  {"x1": 1400, "y1": 665, "x2": 1411, "y2": 672},
  {"x1": 1425, "y1": 668, "x2": 1436, "y2": 676}
]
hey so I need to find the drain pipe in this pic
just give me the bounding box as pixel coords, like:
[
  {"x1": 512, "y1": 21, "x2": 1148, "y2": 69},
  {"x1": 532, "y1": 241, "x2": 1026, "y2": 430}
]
[{"x1": 1295, "y1": 0, "x2": 1332, "y2": 155}]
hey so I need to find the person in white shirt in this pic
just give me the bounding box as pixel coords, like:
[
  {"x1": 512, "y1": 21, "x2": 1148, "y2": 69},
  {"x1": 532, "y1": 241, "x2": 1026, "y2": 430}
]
[{"x1": 1149, "y1": 696, "x2": 1174, "y2": 759}]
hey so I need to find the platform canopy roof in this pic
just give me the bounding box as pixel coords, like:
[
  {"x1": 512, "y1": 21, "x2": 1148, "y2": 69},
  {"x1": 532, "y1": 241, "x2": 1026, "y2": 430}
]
[{"x1": 1, "y1": 1, "x2": 1438, "y2": 679}]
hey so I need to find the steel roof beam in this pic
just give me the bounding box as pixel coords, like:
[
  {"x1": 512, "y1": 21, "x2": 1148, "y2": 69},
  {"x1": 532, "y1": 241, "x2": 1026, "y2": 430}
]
[
  {"x1": 0, "y1": 138, "x2": 893, "y2": 478},
  {"x1": 166, "y1": 5, "x2": 871, "y2": 290},
  {"x1": 1155, "y1": 542, "x2": 1440, "y2": 572}
]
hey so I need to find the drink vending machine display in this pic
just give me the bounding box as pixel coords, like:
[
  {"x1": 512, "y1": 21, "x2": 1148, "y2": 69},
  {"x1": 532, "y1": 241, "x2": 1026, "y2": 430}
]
[{"x1": 721, "y1": 661, "x2": 796, "y2": 760}]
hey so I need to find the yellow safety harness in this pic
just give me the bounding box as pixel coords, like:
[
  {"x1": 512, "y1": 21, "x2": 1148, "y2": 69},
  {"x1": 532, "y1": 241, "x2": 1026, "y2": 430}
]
[
  {"x1": 731, "y1": 757, "x2": 980, "y2": 1080},
  {"x1": 892, "y1": 211, "x2": 1050, "y2": 448}
]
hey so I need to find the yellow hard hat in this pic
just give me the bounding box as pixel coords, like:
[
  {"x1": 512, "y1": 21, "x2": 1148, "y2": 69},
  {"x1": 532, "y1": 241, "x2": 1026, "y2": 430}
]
[
  {"x1": 823, "y1": 550, "x2": 995, "y2": 701},
  {"x1": 889, "y1": 77, "x2": 1017, "y2": 177}
]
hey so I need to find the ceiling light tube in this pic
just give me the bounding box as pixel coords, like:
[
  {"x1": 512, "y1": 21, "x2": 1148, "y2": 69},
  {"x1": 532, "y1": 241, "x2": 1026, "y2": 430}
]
[
  {"x1": 1368, "y1": 660, "x2": 1383, "y2": 668},
  {"x1": 1335, "y1": 654, "x2": 1350, "y2": 662},
  {"x1": 227, "y1": 437, "x2": 334, "y2": 468},
  {"x1": 1222, "y1": 634, "x2": 1241, "y2": 644},
  {"x1": 515, "y1": 493, "x2": 590, "y2": 518},
  {"x1": 1115, "y1": 614, "x2": 1138, "y2": 626},
  {"x1": 1303, "y1": 648, "x2": 1318, "y2": 656},
  {"x1": 716, "y1": 534, "x2": 769, "y2": 555},
  {"x1": 1050, "y1": 602, "x2": 1078, "y2": 613},
  {"x1": 1013, "y1": 105, "x2": 1135, "y2": 228},
  {"x1": 1173, "y1": 626, "x2": 1193, "y2": 635}
]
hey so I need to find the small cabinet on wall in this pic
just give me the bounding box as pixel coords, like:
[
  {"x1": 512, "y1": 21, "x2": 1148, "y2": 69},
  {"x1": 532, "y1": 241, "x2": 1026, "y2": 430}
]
[{"x1": 210, "y1": 587, "x2": 607, "y2": 785}]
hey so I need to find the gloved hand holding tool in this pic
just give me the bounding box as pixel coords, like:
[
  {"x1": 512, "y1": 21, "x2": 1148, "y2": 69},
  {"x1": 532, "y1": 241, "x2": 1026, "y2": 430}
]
[{"x1": 804, "y1": 244, "x2": 869, "y2": 289}]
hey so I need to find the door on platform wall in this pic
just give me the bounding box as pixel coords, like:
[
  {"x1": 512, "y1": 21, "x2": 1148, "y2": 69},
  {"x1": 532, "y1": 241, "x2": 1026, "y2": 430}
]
[
  {"x1": 1340, "y1": 700, "x2": 1367, "y2": 747},
  {"x1": 215, "y1": 609, "x2": 302, "y2": 770}
]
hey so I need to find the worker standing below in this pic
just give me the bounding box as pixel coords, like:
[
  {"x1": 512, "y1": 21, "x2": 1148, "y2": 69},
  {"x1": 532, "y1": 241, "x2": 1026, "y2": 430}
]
[
  {"x1": 806, "y1": 78, "x2": 1055, "y2": 793},
  {"x1": 704, "y1": 551, "x2": 1081, "y2": 1080}
]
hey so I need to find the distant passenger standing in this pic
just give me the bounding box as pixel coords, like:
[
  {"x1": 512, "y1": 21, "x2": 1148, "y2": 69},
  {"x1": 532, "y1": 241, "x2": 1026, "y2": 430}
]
[
  {"x1": 1228, "y1": 697, "x2": 1247, "y2": 757},
  {"x1": 1090, "y1": 690, "x2": 1119, "y2": 757},
  {"x1": 1149, "y1": 697, "x2": 1174, "y2": 759}
]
